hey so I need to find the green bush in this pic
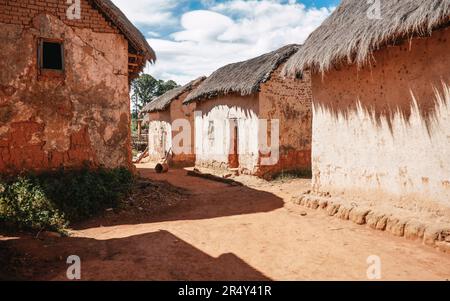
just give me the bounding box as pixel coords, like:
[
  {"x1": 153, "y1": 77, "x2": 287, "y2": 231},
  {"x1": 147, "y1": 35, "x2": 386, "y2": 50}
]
[{"x1": 0, "y1": 167, "x2": 134, "y2": 233}]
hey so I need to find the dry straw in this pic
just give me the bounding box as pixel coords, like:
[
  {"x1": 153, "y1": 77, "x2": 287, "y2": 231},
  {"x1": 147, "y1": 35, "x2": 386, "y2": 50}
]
[
  {"x1": 184, "y1": 44, "x2": 300, "y2": 103},
  {"x1": 141, "y1": 77, "x2": 206, "y2": 113},
  {"x1": 284, "y1": 0, "x2": 450, "y2": 75}
]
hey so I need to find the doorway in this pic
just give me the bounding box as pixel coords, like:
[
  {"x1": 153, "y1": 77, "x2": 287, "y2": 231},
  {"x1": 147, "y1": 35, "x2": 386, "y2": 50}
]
[{"x1": 228, "y1": 119, "x2": 239, "y2": 169}]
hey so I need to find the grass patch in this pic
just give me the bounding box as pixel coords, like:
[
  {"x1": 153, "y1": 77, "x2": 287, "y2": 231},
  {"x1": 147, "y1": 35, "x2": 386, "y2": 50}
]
[
  {"x1": 0, "y1": 167, "x2": 134, "y2": 233},
  {"x1": 270, "y1": 169, "x2": 312, "y2": 182}
]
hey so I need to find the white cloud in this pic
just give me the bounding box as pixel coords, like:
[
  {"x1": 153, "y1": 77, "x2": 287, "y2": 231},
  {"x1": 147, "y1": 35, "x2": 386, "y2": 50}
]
[
  {"x1": 111, "y1": 0, "x2": 179, "y2": 27},
  {"x1": 145, "y1": 38, "x2": 253, "y2": 85},
  {"x1": 135, "y1": 0, "x2": 334, "y2": 85},
  {"x1": 147, "y1": 31, "x2": 161, "y2": 38},
  {"x1": 172, "y1": 10, "x2": 234, "y2": 42},
  {"x1": 213, "y1": 0, "x2": 332, "y2": 47}
]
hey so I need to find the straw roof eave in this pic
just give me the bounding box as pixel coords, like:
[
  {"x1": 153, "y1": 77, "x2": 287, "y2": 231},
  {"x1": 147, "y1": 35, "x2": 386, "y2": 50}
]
[
  {"x1": 284, "y1": 0, "x2": 450, "y2": 76},
  {"x1": 184, "y1": 44, "x2": 300, "y2": 104},
  {"x1": 141, "y1": 76, "x2": 206, "y2": 114}
]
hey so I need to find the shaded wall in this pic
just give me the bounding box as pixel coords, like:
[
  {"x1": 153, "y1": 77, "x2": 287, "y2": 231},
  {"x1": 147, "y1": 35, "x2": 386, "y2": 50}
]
[
  {"x1": 311, "y1": 26, "x2": 450, "y2": 208},
  {"x1": 259, "y1": 65, "x2": 312, "y2": 178},
  {"x1": 0, "y1": 12, "x2": 131, "y2": 173}
]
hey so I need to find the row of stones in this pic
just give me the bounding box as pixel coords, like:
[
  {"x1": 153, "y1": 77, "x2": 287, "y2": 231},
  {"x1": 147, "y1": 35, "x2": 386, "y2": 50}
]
[{"x1": 292, "y1": 193, "x2": 450, "y2": 254}]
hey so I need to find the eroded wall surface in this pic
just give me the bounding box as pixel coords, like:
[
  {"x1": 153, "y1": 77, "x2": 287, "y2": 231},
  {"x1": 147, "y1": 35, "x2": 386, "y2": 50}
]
[
  {"x1": 259, "y1": 65, "x2": 312, "y2": 177},
  {"x1": 312, "y1": 27, "x2": 450, "y2": 209},
  {"x1": 145, "y1": 90, "x2": 198, "y2": 166},
  {"x1": 195, "y1": 95, "x2": 260, "y2": 173},
  {"x1": 0, "y1": 13, "x2": 131, "y2": 173},
  {"x1": 147, "y1": 111, "x2": 172, "y2": 162},
  {"x1": 169, "y1": 94, "x2": 196, "y2": 167}
]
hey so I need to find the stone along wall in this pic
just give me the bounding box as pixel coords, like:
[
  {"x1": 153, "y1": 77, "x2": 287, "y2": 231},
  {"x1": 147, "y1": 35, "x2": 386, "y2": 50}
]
[
  {"x1": 194, "y1": 94, "x2": 260, "y2": 173},
  {"x1": 259, "y1": 64, "x2": 312, "y2": 178},
  {"x1": 0, "y1": 3, "x2": 132, "y2": 173},
  {"x1": 311, "y1": 26, "x2": 450, "y2": 210}
]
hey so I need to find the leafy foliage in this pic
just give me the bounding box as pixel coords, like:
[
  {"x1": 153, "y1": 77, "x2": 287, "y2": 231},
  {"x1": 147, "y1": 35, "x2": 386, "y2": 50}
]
[
  {"x1": 0, "y1": 168, "x2": 134, "y2": 233},
  {"x1": 131, "y1": 74, "x2": 178, "y2": 118}
]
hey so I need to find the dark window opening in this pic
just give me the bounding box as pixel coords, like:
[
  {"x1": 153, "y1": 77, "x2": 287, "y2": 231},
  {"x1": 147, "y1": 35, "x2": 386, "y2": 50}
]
[{"x1": 40, "y1": 41, "x2": 64, "y2": 71}]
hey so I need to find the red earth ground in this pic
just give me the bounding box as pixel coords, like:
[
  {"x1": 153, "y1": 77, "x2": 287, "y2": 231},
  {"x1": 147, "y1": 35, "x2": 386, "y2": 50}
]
[{"x1": 1, "y1": 163, "x2": 450, "y2": 280}]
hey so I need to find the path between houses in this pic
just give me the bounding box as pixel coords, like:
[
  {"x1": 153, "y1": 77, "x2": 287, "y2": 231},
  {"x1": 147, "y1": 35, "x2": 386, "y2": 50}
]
[{"x1": 2, "y1": 164, "x2": 450, "y2": 280}]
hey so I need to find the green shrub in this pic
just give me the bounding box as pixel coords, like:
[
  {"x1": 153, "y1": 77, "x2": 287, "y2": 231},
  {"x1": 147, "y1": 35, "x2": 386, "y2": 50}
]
[{"x1": 0, "y1": 167, "x2": 134, "y2": 233}]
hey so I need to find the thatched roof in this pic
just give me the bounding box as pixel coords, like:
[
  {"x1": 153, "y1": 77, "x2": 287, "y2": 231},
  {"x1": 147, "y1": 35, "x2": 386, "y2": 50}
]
[
  {"x1": 141, "y1": 76, "x2": 206, "y2": 113},
  {"x1": 184, "y1": 44, "x2": 300, "y2": 103},
  {"x1": 92, "y1": 0, "x2": 156, "y2": 63},
  {"x1": 284, "y1": 0, "x2": 450, "y2": 75}
]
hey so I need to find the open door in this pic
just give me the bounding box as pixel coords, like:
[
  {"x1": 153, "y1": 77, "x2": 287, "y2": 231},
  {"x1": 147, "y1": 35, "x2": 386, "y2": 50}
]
[{"x1": 228, "y1": 120, "x2": 239, "y2": 169}]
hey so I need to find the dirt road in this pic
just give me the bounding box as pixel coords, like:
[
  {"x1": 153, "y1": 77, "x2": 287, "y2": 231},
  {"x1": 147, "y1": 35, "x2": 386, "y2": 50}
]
[{"x1": 1, "y1": 164, "x2": 450, "y2": 280}]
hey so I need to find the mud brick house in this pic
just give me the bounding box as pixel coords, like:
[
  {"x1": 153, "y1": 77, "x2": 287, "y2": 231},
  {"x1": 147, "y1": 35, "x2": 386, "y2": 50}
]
[
  {"x1": 184, "y1": 45, "x2": 312, "y2": 179},
  {"x1": 284, "y1": 0, "x2": 450, "y2": 209},
  {"x1": 0, "y1": 0, "x2": 155, "y2": 173},
  {"x1": 140, "y1": 76, "x2": 206, "y2": 167}
]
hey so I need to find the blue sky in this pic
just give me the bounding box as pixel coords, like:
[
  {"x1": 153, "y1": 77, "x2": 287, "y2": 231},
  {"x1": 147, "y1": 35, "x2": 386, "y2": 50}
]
[{"x1": 112, "y1": 0, "x2": 338, "y2": 84}]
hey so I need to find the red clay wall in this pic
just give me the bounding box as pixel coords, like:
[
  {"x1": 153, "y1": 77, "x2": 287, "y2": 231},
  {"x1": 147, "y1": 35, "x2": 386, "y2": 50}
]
[
  {"x1": 0, "y1": 2, "x2": 132, "y2": 174},
  {"x1": 258, "y1": 64, "x2": 312, "y2": 178},
  {"x1": 0, "y1": 0, "x2": 118, "y2": 33}
]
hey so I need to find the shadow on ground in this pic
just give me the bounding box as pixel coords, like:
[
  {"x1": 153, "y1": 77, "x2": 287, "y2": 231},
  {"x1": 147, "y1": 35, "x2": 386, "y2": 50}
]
[
  {"x1": 1, "y1": 166, "x2": 281, "y2": 280},
  {"x1": 0, "y1": 230, "x2": 270, "y2": 281},
  {"x1": 73, "y1": 167, "x2": 284, "y2": 230}
]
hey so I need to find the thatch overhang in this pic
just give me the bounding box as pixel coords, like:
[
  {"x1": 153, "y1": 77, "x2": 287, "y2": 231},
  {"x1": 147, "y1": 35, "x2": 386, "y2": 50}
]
[
  {"x1": 284, "y1": 0, "x2": 450, "y2": 76},
  {"x1": 141, "y1": 76, "x2": 206, "y2": 114},
  {"x1": 184, "y1": 44, "x2": 300, "y2": 104}
]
